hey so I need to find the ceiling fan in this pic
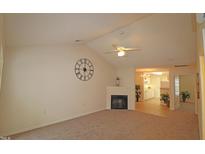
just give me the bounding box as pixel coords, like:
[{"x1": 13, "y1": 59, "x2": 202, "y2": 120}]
[{"x1": 104, "y1": 44, "x2": 141, "y2": 57}]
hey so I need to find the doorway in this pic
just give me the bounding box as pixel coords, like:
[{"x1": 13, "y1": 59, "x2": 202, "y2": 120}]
[
  {"x1": 135, "y1": 70, "x2": 169, "y2": 116},
  {"x1": 174, "y1": 74, "x2": 196, "y2": 113}
]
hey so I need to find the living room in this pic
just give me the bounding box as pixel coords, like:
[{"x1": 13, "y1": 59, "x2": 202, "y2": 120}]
[{"x1": 0, "y1": 13, "x2": 205, "y2": 141}]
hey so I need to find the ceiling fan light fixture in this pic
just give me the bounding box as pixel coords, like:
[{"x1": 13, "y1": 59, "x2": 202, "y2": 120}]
[{"x1": 117, "y1": 51, "x2": 125, "y2": 57}]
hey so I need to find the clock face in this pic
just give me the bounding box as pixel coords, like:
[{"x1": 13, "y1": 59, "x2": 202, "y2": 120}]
[{"x1": 74, "y1": 58, "x2": 94, "y2": 81}]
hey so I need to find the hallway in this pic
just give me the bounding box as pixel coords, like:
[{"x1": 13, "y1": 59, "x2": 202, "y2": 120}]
[{"x1": 135, "y1": 98, "x2": 169, "y2": 117}]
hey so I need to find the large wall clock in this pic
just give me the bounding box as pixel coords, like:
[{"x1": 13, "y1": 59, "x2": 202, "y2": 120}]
[{"x1": 74, "y1": 58, "x2": 94, "y2": 81}]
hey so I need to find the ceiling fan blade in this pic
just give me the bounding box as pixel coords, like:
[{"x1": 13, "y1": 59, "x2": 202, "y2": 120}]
[{"x1": 124, "y1": 48, "x2": 141, "y2": 51}]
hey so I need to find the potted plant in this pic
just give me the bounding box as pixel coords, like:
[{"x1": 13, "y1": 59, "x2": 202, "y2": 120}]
[
  {"x1": 160, "y1": 93, "x2": 170, "y2": 107},
  {"x1": 180, "y1": 91, "x2": 190, "y2": 103},
  {"x1": 135, "y1": 85, "x2": 141, "y2": 102}
]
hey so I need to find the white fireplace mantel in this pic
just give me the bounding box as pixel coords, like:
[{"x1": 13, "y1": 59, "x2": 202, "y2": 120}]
[{"x1": 106, "y1": 86, "x2": 135, "y2": 110}]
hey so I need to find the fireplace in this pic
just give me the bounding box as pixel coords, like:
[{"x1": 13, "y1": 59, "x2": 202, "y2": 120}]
[{"x1": 111, "y1": 95, "x2": 128, "y2": 109}]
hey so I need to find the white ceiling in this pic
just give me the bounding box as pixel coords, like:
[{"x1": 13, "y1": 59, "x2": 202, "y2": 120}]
[
  {"x1": 4, "y1": 14, "x2": 196, "y2": 68},
  {"x1": 4, "y1": 13, "x2": 149, "y2": 46},
  {"x1": 87, "y1": 14, "x2": 196, "y2": 68}
]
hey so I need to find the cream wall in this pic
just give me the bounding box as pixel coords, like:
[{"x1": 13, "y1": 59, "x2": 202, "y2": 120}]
[
  {"x1": 0, "y1": 44, "x2": 116, "y2": 136},
  {"x1": 198, "y1": 56, "x2": 205, "y2": 139},
  {"x1": 196, "y1": 17, "x2": 205, "y2": 139},
  {"x1": 0, "y1": 14, "x2": 4, "y2": 90},
  {"x1": 203, "y1": 29, "x2": 205, "y2": 58},
  {"x1": 0, "y1": 14, "x2": 4, "y2": 137}
]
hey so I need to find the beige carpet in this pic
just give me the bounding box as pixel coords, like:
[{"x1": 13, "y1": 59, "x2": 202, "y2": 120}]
[{"x1": 11, "y1": 109, "x2": 199, "y2": 140}]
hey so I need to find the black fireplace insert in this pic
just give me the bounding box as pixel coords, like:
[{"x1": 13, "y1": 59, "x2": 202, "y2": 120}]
[{"x1": 111, "y1": 95, "x2": 128, "y2": 109}]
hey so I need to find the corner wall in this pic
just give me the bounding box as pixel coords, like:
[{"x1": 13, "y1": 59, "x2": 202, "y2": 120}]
[{"x1": 0, "y1": 44, "x2": 116, "y2": 136}]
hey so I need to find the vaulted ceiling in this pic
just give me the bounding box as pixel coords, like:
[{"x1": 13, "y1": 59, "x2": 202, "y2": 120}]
[
  {"x1": 87, "y1": 14, "x2": 196, "y2": 68},
  {"x1": 4, "y1": 13, "x2": 196, "y2": 68},
  {"x1": 4, "y1": 13, "x2": 149, "y2": 46}
]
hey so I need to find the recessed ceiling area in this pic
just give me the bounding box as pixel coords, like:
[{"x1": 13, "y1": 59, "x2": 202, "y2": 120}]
[{"x1": 4, "y1": 13, "x2": 149, "y2": 46}]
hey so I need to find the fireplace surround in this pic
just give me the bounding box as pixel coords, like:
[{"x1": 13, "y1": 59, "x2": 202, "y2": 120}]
[{"x1": 106, "y1": 86, "x2": 135, "y2": 110}]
